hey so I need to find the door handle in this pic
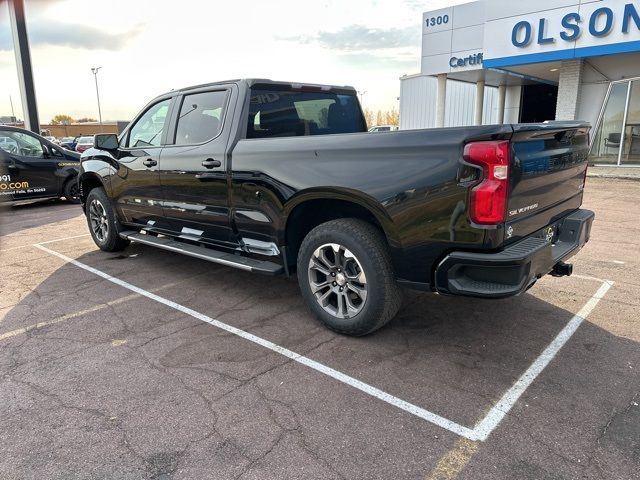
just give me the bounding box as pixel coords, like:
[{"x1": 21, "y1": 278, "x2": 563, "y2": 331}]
[
  {"x1": 202, "y1": 158, "x2": 221, "y2": 169},
  {"x1": 143, "y1": 158, "x2": 157, "y2": 167}
]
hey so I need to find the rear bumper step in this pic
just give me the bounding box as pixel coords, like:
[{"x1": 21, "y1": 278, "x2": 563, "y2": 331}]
[
  {"x1": 119, "y1": 231, "x2": 284, "y2": 276},
  {"x1": 434, "y1": 209, "x2": 594, "y2": 298}
]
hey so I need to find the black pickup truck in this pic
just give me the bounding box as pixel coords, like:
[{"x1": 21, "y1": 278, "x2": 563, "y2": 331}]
[{"x1": 79, "y1": 79, "x2": 593, "y2": 335}]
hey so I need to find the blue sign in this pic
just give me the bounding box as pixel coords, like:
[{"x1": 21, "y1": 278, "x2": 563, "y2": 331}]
[{"x1": 511, "y1": 3, "x2": 640, "y2": 48}]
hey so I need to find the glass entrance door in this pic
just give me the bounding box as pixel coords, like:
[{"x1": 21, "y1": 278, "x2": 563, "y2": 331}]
[
  {"x1": 621, "y1": 80, "x2": 640, "y2": 164},
  {"x1": 590, "y1": 83, "x2": 628, "y2": 165},
  {"x1": 590, "y1": 78, "x2": 640, "y2": 166}
]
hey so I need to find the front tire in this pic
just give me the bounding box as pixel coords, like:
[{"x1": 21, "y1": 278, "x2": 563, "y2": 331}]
[
  {"x1": 63, "y1": 177, "x2": 81, "y2": 204},
  {"x1": 85, "y1": 187, "x2": 129, "y2": 252},
  {"x1": 297, "y1": 218, "x2": 403, "y2": 336}
]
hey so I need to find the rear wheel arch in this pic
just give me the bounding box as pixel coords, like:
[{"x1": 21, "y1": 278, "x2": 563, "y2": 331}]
[{"x1": 283, "y1": 192, "x2": 400, "y2": 267}]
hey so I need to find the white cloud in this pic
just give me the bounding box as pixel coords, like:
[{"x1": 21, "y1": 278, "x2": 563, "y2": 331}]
[{"x1": 0, "y1": 0, "x2": 465, "y2": 123}]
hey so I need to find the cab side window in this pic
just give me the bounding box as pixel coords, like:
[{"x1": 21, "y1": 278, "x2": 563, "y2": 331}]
[
  {"x1": 0, "y1": 132, "x2": 44, "y2": 158},
  {"x1": 127, "y1": 98, "x2": 171, "y2": 148},
  {"x1": 247, "y1": 89, "x2": 365, "y2": 139},
  {"x1": 174, "y1": 90, "x2": 227, "y2": 145}
]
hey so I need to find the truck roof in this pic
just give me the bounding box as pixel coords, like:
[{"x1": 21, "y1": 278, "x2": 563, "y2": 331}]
[{"x1": 170, "y1": 79, "x2": 358, "y2": 95}]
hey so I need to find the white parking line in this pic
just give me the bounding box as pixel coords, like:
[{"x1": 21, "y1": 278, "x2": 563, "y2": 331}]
[
  {"x1": 37, "y1": 233, "x2": 91, "y2": 245},
  {"x1": 572, "y1": 273, "x2": 609, "y2": 283},
  {"x1": 34, "y1": 243, "x2": 613, "y2": 442},
  {"x1": 0, "y1": 233, "x2": 90, "y2": 252},
  {"x1": 0, "y1": 281, "x2": 184, "y2": 342},
  {"x1": 472, "y1": 280, "x2": 613, "y2": 441}
]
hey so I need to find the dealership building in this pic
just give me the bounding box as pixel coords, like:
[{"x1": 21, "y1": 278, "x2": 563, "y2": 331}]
[{"x1": 399, "y1": 0, "x2": 640, "y2": 166}]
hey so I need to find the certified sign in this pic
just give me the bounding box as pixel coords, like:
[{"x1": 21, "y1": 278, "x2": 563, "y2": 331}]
[{"x1": 449, "y1": 53, "x2": 483, "y2": 68}]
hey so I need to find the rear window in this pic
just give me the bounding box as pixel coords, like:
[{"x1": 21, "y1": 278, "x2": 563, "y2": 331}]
[
  {"x1": 247, "y1": 87, "x2": 365, "y2": 139},
  {"x1": 175, "y1": 90, "x2": 228, "y2": 145}
]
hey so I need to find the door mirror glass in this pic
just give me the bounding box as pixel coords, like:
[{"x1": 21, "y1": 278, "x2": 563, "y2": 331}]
[{"x1": 94, "y1": 133, "x2": 119, "y2": 150}]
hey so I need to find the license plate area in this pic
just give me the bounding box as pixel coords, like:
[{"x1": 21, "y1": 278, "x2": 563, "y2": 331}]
[{"x1": 533, "y1": 223, "x2": 560, "y2": 246}]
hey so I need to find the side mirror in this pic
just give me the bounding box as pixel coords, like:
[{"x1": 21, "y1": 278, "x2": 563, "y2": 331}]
[{"x1": 94, "y1": 134, "x2": 119, "y2": 150}]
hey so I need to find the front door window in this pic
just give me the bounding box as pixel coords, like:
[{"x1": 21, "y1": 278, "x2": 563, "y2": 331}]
[{"x1": 127, "y1": 99, "x2": 171, "y2": 148}]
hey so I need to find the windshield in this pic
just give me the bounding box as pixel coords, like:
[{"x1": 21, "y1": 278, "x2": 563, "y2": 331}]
[{"x1": 78, "y1": 136, "x2": 93, "y2": 143}]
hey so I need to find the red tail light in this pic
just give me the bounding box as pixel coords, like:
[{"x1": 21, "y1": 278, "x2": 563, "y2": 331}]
[{"x1": 463, "y1": 140, "x2": 510, "y2": 225}]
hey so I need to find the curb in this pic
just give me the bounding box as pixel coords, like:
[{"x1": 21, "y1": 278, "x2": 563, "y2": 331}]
[{"x1": 587, "y1": 173, "x2": 640, "y2": 181}]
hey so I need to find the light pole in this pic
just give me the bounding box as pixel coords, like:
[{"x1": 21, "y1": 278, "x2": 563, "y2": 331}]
[
  {"x1": 9, "y1": 95, "x2": 15, "y2": 122},
  {"x1": 91, "y1": 66, "x2": 103, "y2": 132}
]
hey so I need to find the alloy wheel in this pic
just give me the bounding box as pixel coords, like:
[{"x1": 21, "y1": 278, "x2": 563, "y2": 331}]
[
  {"x1": 307, "y1": 243, "x2": 368, "y2": 319},
  {"x1": 88, "y1": 199, "x2": 109, "y2": 243},
  {"x1": 67, "y1": 183, "x2": 79, "y2": 200}
]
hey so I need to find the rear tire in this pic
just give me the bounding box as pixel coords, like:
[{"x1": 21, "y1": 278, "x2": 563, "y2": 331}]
[
  {"x1": 297, "y1": 218, "x2": 403, "y2": 336},
  {"x1": 63, "y1": 177, "x2": 81, "y2": 204},
  {"x1": 85, "y1": 187, "x2": 129, "y2": 252}
]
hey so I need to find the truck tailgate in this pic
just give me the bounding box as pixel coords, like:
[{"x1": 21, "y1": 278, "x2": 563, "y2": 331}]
[{"x1": 505, "y1": 122, "x2": 591, "y2": 242}]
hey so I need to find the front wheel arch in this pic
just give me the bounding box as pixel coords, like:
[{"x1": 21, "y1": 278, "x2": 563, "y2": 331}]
[{"x1": 79, "y1": 173, "x2": 106, "y2": 209}]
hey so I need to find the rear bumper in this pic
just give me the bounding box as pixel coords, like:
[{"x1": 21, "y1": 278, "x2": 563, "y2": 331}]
[{"x1": 434, "y1": 209, "x2": 594, "y2": 298}]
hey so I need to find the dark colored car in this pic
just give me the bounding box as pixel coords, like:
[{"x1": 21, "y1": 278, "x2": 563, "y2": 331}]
[
  {"x1": 0, "y1": 126, "x2": 81, "y2": 203},
  {"x1": 368, "y1": 125, "x2": 398, "y2": 132},
  {"x1": 59, "y1": 136, "x2": 80, "y2": 151},
  {"x1": 78, "y1": 79, "x2": 593, "y2": 336}
]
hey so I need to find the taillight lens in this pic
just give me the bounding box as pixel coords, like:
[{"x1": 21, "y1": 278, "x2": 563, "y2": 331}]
[{"x1": 464, "y1": 141, "x2": 510, "y2": 225}]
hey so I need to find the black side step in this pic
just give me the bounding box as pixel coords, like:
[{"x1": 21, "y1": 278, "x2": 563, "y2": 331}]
[{"x1": 119, "y1": 231, "x2": 284, "y2": 275}]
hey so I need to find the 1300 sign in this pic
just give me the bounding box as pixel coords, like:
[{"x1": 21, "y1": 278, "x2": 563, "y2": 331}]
[{"x1": 425, "y1": 14, "x2": 449, "y2": 27}]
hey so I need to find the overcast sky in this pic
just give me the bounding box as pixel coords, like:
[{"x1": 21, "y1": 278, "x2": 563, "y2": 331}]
[{"x1": 0, "y1": 0, "x2": 465, "y2": 123}]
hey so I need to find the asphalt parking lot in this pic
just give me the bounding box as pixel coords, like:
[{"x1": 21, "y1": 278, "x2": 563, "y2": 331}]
[{"x1": 0, "y1": 177, "x2": 638, "y2": 480}]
